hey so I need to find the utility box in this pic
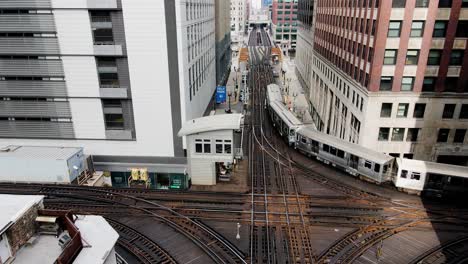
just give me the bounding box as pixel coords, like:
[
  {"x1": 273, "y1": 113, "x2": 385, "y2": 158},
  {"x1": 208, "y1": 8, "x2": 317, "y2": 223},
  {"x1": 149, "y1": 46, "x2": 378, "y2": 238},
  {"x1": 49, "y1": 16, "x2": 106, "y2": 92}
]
[{"x1": 0, "y1": 145, "x2": 85, "y2": 184}]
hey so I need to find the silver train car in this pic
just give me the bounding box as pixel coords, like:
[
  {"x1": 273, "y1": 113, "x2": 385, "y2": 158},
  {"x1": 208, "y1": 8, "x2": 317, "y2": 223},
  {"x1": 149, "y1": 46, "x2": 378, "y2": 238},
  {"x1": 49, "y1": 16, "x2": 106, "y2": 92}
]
[
  {"x1": 296, "y1": 125, "x2": 394, "y2": 184},
  {"x1": 265, "y1": 83, "x2": 468, "y2": 193}
]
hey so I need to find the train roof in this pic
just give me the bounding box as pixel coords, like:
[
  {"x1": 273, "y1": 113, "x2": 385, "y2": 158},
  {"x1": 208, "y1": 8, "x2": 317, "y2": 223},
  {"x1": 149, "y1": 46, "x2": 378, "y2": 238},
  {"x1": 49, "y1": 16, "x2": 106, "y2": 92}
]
[
  {"x1": 396, "y1": 158, "x2": 468, "y2": 178},
  {"x1": 270, "y1": 101, "x2": 303, "y2": 127},
  {"x1": 297, "y1": 125, "x2": 393, "y2": 164},
  {"x1": 266, "y1": 83, "x2": 283, "y2": 103}
]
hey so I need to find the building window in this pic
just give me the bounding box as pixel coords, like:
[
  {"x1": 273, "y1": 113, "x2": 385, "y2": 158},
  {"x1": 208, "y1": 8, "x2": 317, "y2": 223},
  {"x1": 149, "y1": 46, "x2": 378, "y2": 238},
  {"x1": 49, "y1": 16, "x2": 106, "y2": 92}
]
[
  {"x1": 463, "y1": 0, "x2": 468, "y2": 7},
  {"x1": 99, "y1": 72, "x2": 120, "y2": 88},
  {"x1": 442, "y1": 104, "x2": 456, "y2": 119},
  {"x1": 384, "y1": 50, "x2": 397, "y2": 65},
  {"x1": 392, "y1": 128, "x2": 405, "y2": 141},
  {"x1": 437, "y1": 129, "x2": 450, "y2": 142},
  {"x1": 104, "y1": 114, "x2": 124, "y2": 129},
  {"x1": 460, "y1": 104, "x2": 468, "y2": 119},
  {"x1": 381, "y1": 103, "x2": 393, "y2": 117},
  {"x1": 405, "y1": 50, "x2": 419, "y2": 65},
  {"x1": 450, "y1": 50, "x2": 464, "y2": 65},
  {"x1": 404, "y1": 153, "x2": 414, "y2": 160},
  {"x1": 401, "y1": 77, "x2": 415, "y2": 91},
  {"x1": 406, "y1": 128, "x2": 420, "y2": 142},
  {"x1": 380, "y1": 77, "x2": 393, "y2": 91},
  {"x1": 413, "y1": 103, "x2": 426, "y2": 118},
  {"x1": 195, "y1": 142, "x2": 203, "y2": 153},
  {"x1": 444, "y1": 78, "x2": 458, "y2": 92},
  {"x1": 397, "y1": 103, "x2": 409, "y2": 117},
  {"x1": 388, "y1": 21, "x2": 402, "y2": 37},
  {"x1": 378, "y1": 127, "x2": 390, "y2": 141},
  {"x1": 415, "y1": 0, "x2": 429, "y2": 7},
  {"x1": 411, "y1": 172, "x2": 421, "y2": 180},
  {"x1": 438, "y1": 0, "x2": 452, "y2": 7},
  {"x1": 454, "y1": 129, "x2": 466, "y2": 143},
  {"x1": 427, "y1": 50, "x2": 442, "y2": 65},
  {"x1": 422, "y1": 77, "x2": 436, "y2": 92},
  {"x1": 401, "y1": 170, "x2": 408, "y2": 178},
  {"x1": 410, "y1": 21, "x2": 425, "y2": 37},
  {"x1": 216, "y1": 143, "x2": 223, "y2": 153},
  {"x1": 433, "y1": 21, "x2": 447, "y2": 37},
  {"x1": 93, "y1": 28, "x2": 114, "y2": 44},
  {"x1": 456, "y1": 21, "x2": 468, "y2": 38},
  {"x1": 204, "y1": 143, "x2": 211, "y2": 153},
  {"x1": 393, "y1": 0, "x2": 406, "y2": 7}
]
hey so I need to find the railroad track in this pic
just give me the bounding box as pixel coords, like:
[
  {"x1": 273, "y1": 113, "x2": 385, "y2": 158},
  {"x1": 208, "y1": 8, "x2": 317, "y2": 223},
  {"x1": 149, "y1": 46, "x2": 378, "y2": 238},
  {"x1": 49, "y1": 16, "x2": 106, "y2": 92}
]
[
  {"x1": 106, "y1": 217, "x2": 178, "y2": 264},
  {"x1": 409, "y1": 236, "x2": 468, "y2": 264}
]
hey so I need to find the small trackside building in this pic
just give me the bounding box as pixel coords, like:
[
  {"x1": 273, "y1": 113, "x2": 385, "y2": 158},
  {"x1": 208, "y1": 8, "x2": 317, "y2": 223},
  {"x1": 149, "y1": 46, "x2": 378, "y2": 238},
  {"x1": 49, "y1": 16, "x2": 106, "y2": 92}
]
[
  {"x1": 178, "y1": 114, "x2": 244, "y2": 185},
  {"x1": 0, "y1": 145, "x2": 85, "y2": 184}
]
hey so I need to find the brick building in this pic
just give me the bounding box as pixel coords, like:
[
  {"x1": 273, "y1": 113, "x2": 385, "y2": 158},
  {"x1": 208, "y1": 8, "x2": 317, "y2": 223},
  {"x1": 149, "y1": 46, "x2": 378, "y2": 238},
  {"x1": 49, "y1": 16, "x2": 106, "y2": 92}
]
[
  {"x1": 300, "y1": 0, "x2": 468, "y2": 164},
  {"x1": 271, "y1": 0, "x2": 299, "y2": 51}
]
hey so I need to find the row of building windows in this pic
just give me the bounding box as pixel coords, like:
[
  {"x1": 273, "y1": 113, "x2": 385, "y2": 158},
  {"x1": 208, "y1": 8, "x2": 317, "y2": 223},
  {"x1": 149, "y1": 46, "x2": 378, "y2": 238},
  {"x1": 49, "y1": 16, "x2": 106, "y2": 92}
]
[
  {"x1": 188, "y1": 47, "x2": 215, "y2": 101},
  {"x1": 185, "y1": 0, "x2": 214, "y2": 22},
  {"x1": 380, "y1": 103, "x2": 468, "y2": 119},
  {"x1": 388, "y1": 20, "x2": 468, "y2": 38},
  {"x1": 378, "y1": 127, "x2": 467, "y2": 143},
  {"x1": 379, "y1": 76, "x2": 467, "y2": 92},
  {"x1": 194, "y1": 139, "x2": 232, "y2": 154},
  {"x1": 316, "y1": 0, "x2": 468, "y2": 8},
  {"x1": 187, "y1": 21, "x2": 214, "y2": 63},
  {"x1": 0, "y1": 76, "x2": 64, "y2": 81},
  {"x1": 393, "y1": 0, "x2": 468, "y2": 8},
  {"x1": 383, "y1": 49, "x2": 464, "y2": 66},
  {"x1": 0, "y1": 117, "x2": 72, "y2": 122}
]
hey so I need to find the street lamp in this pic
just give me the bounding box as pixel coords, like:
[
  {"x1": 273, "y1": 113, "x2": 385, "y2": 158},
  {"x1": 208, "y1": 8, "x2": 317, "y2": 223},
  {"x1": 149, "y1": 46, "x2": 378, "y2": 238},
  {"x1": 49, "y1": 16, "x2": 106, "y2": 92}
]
[
  {"x1": 226, "y1": 91, "x2": 233, "y2": 113},
  {"x1": 236, "y1": 222, "x2": 241, "y2": 240}
]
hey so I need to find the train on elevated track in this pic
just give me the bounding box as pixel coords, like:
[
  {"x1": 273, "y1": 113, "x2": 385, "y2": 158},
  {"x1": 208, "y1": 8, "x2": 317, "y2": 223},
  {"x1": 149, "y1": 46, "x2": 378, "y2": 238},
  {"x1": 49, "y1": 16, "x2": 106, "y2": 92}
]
[{"x1": 266, "y1": 84, "x2": 468, "y2": 198}]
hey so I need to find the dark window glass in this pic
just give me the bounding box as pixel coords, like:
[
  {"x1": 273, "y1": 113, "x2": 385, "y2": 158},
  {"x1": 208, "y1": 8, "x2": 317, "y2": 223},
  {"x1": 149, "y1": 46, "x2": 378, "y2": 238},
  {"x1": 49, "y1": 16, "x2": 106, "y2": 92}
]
[
  {"x1": 397, "y1": 103, "x2": 409, "y2": 117},
  {"x1": 393, "y1": 0, "x2": 406, "y2": 7},
  {"x1": 401, "y1": 170, "x2": 408, "y2": 178},
  {"x1": 415, "y1": 0, "x2": 429, "y2": 7},
  {"x1": 392, "y1": 128, "x2": 405, "y2": 141},
  {"x1": 99, "y1": 72, "x2": 120, "y2": 88},
  {"x1": 450, "y1": 50, "x2": 464, "y2": 65},
  {"x1": 454, "y1": 129, "x2": 466, "y2": 143},
  {"x1": 456, "y1": 21, "x2": 468, "y2": 38},
  {"x1": 406, "y1": 50, "x2": 419, "y2": 65},
  {"x1": 204, "y1": 143, "x2": 211, "y2": 153},
  {"x1": 378, "y1": 127, "x2": 390, "y2": 141},
  {"x1": 442, "y1": 104, "x2": 456, "y2": 119},
  {"x1": 437, "y1": 129, "x2": 450, "y2": 142},
  {"x1": 422, "y1": 77, "x2": 436, "y2": 92},
  {"x1": 463, "y1": 0, "x2": 468, "y2": 7},
  {"x1": 374, "y1": 163, "x2": 381, "y2": 173},
  {"x1": 381, "y1": 103, "x2": 392, "y2": 117},
  {"x1": 460, "y1": 105, "x2": 468, "y2": 119},
  {"x1": 195, "y1": 143, "x2": 203, "y2": 153},
  {"x1": 406, "y1": 128, "x2": 420, "y2": 142},
  {"x1": 444, "y1": 78, "x2": 458, "y2": 92},
  {"x1": 380, "y1": 77, "x2": 393, "y2": 91},
  {"x1": 365, "y1": 161, "x2": 372, "y2": 169},
  {"x1": 433, "y1": 21, "x2": 447, "y2": 37},
  {"x1": 216, "y1": 144, "x2": 223, "y2": 153},
  {"x1": 427, "y1": 50, "x2": 442, "y2": 65},
  {"x1": 414, "y1": 103, "x2": 426, "y2": 118},
  {"x1": 438, "y1": 0, "x2": 452, "y2": 7},
  {"x1": 93, "y1": 28, "x2": 114, "y2": 43},
  {"x1": 404, "y1": 153, "x2": 414, "y2": 159},
  {"x1": 102, "y1": 99, "x2": 121, "y2": 107},
  {"x1": 104, "y1": 114, "x2": 124, "y2": 129}
]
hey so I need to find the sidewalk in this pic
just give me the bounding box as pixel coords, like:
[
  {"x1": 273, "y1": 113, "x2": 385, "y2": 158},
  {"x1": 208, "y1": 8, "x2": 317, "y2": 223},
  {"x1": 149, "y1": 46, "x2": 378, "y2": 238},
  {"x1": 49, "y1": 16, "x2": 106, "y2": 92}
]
[{"x1": 273, "y1": 55, "x2": 313, "y2": 124}]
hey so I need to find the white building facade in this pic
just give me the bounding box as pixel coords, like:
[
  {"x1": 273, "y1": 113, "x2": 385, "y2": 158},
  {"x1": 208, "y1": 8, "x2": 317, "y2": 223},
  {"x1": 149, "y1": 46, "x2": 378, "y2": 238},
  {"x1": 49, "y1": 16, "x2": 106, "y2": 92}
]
[
  {"x1": 230, "y1": 0, "x2": 248, "y2": 43},
  {"x1": 0, "y1": 0, "x2": 216, "y2": 175}
]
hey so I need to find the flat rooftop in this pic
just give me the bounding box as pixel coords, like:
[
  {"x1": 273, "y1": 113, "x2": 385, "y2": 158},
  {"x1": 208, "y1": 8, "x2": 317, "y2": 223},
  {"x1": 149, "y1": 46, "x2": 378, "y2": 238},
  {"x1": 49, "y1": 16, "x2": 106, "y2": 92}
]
[
  {"x1": 0, "y1": 145, "x2": 82, "y2": 160},
  {"x1": 12, "y1": 215, "x2": 118, "y2": 264},
  {"x1": 0, "y1": 194, "x2": 43, "y2": 234}
]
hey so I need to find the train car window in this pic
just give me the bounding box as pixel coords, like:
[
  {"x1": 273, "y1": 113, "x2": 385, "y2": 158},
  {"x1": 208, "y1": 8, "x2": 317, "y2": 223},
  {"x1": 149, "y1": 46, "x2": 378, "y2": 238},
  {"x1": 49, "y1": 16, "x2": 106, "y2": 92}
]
[
  {"x1": 374, "y1": 163, "x2": 381, "y2": 173},
  {"x1": 337, "y1": 150, "x2": 345, "y2": 158},
  {"x1": 301, "y1": 137, "x2": 307, "y2": 143},
  {"x1": 365, "y1": 161, "x2": 372, "y2": 169},
  {"x1": 401, "y1": 170, "x2": 408, "y2": 178},
  {"x1": 323, "y1": 144, "x2": 330, "y2": 152},
  {"x1": 330, "y1": 147, "x2": 337, "y2": 155},
  {"x1": 411, "y1": 172, "x2": 421, "y2": 180},
  {"x1": 383, "y1": 165, "x2": 388, "y2": 174}
]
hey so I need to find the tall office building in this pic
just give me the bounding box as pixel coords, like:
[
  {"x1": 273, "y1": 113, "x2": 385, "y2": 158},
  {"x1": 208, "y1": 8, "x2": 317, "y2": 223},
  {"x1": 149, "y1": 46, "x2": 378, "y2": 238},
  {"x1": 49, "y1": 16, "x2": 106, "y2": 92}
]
[
  {"x1": 271, "y1": 0, "x2": 299, "y2": 51},
  {"x1": 0, "y1": 0, "x2": 216, "y2": 180},
  {"x1": 296, "y1": 0, "x2": 315, "y2": 100},
  {"x1": 303, "y1": 0, "x2": 468, "y2": 164},
  {"x1": 215, "y1": 0, "x2": 232, "y2": 85},
  {"x1": 231, "y1": 0, "x2": 248, "y2": 43}
]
